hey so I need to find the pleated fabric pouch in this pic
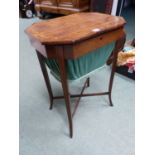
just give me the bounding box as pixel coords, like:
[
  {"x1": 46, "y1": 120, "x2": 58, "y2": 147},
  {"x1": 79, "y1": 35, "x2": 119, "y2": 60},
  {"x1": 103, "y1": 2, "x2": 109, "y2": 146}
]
[{"x1": 45, "y1": 41, "x2": 115, "y2": 82}]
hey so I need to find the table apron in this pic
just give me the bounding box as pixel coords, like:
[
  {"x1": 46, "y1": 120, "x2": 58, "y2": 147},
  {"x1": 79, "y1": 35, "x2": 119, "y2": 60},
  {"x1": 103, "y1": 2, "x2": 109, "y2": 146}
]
[
  {"x1": 30, "y1": 28, "x2": 125, "y2": 60},
  {"x1": 63, "y1": 28, "x2": 125, "y2": 59}
]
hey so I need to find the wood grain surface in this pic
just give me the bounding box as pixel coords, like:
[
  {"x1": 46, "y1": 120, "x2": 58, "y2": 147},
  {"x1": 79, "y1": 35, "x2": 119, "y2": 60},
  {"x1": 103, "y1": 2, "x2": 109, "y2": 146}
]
[{"x1": 25, "y1": 12, "x2": 126, "y2": 45}]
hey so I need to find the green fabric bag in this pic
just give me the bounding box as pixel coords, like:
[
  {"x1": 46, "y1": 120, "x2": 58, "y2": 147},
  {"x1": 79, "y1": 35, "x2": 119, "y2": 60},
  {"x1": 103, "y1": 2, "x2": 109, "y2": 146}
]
[{"x1": 45, "y1": 42, "x2": 115, "y2": 81}]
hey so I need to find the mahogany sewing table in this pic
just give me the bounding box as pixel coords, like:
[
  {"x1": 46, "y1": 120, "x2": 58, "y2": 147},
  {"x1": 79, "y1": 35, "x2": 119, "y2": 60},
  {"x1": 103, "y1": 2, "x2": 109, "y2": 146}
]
[{"x1": 25, "y1": 12, "x2": 126, "y2": 138}]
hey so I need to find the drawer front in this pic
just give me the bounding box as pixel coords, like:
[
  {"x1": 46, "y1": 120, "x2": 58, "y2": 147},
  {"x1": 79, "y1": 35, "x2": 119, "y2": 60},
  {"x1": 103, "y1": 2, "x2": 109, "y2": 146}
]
[
  {"x1": 63, "y1": 28, "x2": 125, "y2": 59},
  {"x1": 57, "y1": 0, "x2": 77, "y2": 8},
  {"x1": 39, "y1": 0, "x2": 57, "y2": 6}
]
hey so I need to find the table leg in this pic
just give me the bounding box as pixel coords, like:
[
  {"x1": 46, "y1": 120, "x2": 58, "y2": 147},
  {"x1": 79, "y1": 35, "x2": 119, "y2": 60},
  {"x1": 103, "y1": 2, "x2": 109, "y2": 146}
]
[
  {"x1": 87, "y1": 77, "x2": 90, "y2": 87},
  {"x1": 36, "y1": 51, "x2": 54, "y2": 109},
  {"x1": 57, "y1": 47, "x2": 73, "y2": 138},
  {"x1": 108, "y1": 35, "x2": 126, "y2": 106}
]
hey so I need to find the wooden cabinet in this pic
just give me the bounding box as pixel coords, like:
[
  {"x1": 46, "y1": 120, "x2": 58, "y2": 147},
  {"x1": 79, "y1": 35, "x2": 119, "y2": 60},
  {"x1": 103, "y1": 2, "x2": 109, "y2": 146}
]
[
  {"x1": 35, "y1": 0, "x2": 90, "y2": 15},
  {"x1": 90, "y1": 0, "x2": 113, "y2": 14}
]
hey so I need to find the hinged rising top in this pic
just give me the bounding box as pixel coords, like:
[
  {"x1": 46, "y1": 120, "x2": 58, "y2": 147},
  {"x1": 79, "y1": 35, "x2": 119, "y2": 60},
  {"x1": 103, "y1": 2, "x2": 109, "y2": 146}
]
[{"x1": 25, "y1": 12, "x2": 126, "y2": 45}]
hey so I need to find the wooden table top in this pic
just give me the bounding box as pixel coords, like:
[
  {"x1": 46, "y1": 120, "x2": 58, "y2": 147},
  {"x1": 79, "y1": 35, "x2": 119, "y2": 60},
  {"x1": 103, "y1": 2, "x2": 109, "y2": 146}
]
[{"x1": 25, "y1": 12, "x2": 126, "y2": 45}]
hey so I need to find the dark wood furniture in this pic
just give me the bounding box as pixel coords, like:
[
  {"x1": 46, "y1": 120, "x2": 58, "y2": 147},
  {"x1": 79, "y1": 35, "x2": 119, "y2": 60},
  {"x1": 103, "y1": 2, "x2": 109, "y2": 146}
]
[
  {"x1": 34, "y1": 0, "x2": 90, "y2": 15},
  {"x1": 90, "y1": 0, "x2": 113, "y2": 14},
  {"x1": 25, "y1": 12, "x2": 126, "y2": 138}
]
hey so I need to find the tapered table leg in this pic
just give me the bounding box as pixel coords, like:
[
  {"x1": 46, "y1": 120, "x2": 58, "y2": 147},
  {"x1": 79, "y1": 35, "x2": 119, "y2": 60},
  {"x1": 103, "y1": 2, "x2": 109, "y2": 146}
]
[
  {"x1": 108, "y1": 35, "x2": 126, "y2": 106},
  {"x1": 87, "y1": 77, "x2": 90, "y2": 87},
  {"x1": 36, "y1": 51, "x2": 54, "y2": 109},
  {"x1": 57, "y1": 47, "x2": 73, "y2": 138}
]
